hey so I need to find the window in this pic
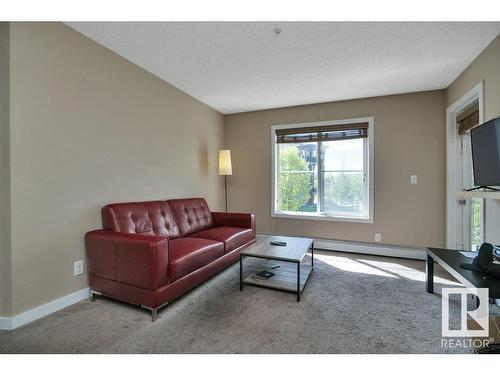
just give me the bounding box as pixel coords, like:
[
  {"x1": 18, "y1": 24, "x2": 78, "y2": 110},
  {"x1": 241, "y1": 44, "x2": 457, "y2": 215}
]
[{"x1": 272, "y1": 118, "x2": 373, "y2": 222}]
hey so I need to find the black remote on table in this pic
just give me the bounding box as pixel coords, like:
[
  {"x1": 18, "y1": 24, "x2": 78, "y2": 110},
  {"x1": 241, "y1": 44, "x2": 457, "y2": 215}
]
[{"x1": 270, "y1": 241, "x2": 287, "y2": 246}]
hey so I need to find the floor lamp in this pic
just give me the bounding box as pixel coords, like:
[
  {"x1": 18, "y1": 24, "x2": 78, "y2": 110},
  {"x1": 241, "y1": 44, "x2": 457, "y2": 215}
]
[{"x1": 218, "y1": 150, "x2": 232, "y2": 212}]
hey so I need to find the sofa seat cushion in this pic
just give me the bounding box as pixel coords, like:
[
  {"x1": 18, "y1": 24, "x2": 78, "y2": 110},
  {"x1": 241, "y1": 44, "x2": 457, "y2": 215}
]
[
  {"x1": 169, "y1": 238, "x2": 224, "y2": 282},
  {"x1": 189, "y1": 227, "x2": 253, "y2": 253}
]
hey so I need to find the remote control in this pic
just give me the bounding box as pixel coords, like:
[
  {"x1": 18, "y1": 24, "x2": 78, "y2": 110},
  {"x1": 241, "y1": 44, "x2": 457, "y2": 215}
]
[{"x1": 270, "y1": 241, "x2": 287, "y2": 246}]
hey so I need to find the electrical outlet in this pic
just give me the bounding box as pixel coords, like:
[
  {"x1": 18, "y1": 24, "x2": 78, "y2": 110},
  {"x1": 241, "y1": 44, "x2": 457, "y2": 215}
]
[
  {"x1": 74, "y1": 260, "x2": 84, "y2": 276},
  {"x1": 410, "y1": 175, "x2": 418, "y2": 185},
  {"x1": 374, "y1": 233, "x2": 382, "y2": 242}
]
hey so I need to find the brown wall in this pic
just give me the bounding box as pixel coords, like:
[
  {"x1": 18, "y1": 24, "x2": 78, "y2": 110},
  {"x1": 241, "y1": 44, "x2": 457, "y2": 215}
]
[
  {"x1": 446, "y1": 35, "x2": 500, "y2": 243},
  {"x1": 7, "y1": 23, "x2": 224, "y2": 316},
  {"x1": 224, "y1": 90, "x2": 446, "y2": 249},
  {"x1": 0, "y1": 23, "x2": 11, "y2": 316}
]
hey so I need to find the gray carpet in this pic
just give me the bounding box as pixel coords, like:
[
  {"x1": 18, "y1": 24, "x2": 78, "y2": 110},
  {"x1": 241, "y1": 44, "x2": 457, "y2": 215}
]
[{"x1": 0, "y1": 250, "x2": 487, "y2": 353}]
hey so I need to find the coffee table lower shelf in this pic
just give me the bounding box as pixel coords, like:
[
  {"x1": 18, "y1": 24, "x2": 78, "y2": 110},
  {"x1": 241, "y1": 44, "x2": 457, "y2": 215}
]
[{"x1": 242, "y1": 260, "x2": 313, "y2": 301}]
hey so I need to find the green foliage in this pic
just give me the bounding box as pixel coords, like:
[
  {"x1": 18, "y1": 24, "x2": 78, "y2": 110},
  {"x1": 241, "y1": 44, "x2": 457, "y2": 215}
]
[
  {"x1": 323, "y1": 172, "x2": 363, "y2": 208},
  {"x1": 278, "y1": 145, "x2": 312, "y2": 211},
  {"x1": 471, "y1": 198, "x2": 481, "y2": 249}
]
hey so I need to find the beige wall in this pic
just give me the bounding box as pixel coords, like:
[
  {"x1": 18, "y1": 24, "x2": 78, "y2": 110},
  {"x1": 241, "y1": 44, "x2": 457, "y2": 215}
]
[
  {"x1": 0, "y1": 23, "x2": 11, "y2": 316},
  {"x1": 446, "y1": 35, "x2": 500, "y2": 244},
  {"x1": 224, "y1": 90, "x2": 446, "y2": 249},
  {"x1": 7, "y1": 23, "x2": 224, "y2": 316},
  {"x1": 447, "y1": 36, "x2": 500, "y2": 116}
]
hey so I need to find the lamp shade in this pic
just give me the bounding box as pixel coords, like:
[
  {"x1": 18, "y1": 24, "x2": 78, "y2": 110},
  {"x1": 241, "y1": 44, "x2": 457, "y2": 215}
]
[{"x1": 218, "y1": 149, "x2": 232, "y2": 175}]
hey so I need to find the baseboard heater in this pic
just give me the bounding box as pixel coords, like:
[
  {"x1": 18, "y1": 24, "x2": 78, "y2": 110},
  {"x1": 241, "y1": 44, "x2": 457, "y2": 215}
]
[
  {"x1": 257, "y1": 232, "x2": 426, "y2": 260},
  {"x1": 313, "y1": 239, "x2": 425, "y2": 260}
]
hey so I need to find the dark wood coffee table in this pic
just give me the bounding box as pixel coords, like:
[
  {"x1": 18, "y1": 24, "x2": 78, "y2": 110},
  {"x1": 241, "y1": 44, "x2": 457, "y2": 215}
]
[{"x1": 239, "y1": 235, "x2": 314, "y2": 301}]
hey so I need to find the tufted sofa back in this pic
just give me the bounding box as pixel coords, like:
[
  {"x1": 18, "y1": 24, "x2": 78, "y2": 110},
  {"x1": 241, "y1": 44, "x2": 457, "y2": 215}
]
[
  {"x1": 102, "y1": 200, "x2": 180, "y2": 239},
  {"x1": 167, "y1": 198, "x2": 214, "y2": 237}
]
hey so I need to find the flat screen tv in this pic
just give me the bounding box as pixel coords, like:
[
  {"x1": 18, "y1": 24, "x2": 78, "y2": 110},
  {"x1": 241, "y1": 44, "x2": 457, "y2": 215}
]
[{"x1": 470, "y1": 116, "x2": 500, "y2": 190}]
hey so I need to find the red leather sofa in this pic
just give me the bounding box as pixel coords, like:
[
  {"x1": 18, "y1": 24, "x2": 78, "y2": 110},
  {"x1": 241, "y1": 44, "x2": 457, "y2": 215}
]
[{"x1": 85, "y1": 198, "x2": 255, "y2": 320}]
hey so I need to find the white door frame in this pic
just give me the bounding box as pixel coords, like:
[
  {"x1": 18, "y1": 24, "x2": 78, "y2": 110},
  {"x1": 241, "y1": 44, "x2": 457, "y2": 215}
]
[{"x1": 446, "y1": 81, "x2": 485, "y2": 249}]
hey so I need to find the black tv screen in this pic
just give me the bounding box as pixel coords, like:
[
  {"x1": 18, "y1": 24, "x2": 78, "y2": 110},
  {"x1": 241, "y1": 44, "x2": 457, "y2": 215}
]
[{"x1": 470, "y1": 116, "x2": 500, "y2": 187}]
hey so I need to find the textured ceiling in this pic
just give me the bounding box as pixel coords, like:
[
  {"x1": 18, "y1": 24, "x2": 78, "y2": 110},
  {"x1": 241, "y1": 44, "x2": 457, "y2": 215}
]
[{"x1": 66, "y1": 22, "x2": 500, "y2": 114}]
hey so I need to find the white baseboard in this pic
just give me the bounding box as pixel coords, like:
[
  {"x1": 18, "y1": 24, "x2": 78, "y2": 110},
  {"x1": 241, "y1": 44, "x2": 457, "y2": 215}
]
[
  {"x1": 0, "y1": 316, "x2": 11, "y2": 330},
  {"x1": 0, "y1": 287, "x2": 90, "y2": 330},
  {"x1": 313, "y1": 238, "x2": 426, "y2": 260}
]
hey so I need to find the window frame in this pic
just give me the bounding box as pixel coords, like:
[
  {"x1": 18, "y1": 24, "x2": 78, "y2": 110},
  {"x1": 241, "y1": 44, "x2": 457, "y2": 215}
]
[{"x1": 271, "y1": 117, "x2": 374, "y2": 223}]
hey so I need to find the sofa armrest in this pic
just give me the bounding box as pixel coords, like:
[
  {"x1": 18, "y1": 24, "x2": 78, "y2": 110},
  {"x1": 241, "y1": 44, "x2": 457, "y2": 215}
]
[
  {"x1": 211, "y1": 212, "x2": 256, "y2": 237},
  {"x1": 85, "y1": 230, "x2": 169, "y2": 290}
]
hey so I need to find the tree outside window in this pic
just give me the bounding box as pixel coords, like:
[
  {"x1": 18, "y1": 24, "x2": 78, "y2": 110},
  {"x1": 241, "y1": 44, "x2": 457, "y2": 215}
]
[{"x1": 278, "y1": 144, "x2": 314, "y2": 211}]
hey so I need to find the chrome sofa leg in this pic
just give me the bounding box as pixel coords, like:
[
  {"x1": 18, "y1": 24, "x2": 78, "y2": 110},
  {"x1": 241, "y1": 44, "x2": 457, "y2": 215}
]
[
  {"x1": 141, "y1": 301, "x2": 168, "y2": 322},
  {"x1": 151, "y1": 308, "x2": 158, "y2": 322},
  {"x1": 90, "y1": 290, "x2": 101, "y2": 302}
]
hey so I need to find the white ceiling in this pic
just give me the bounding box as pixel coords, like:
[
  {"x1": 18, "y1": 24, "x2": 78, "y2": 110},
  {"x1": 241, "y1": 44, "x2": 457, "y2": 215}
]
[{"x1": 66, "y1": 22, "x2": 500, "y2": 114}]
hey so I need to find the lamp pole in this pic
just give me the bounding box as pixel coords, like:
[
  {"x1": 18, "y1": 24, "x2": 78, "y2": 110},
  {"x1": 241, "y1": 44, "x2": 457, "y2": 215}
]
[{"x1": 225, "y1": 175, "x2": 228, "y2": 212}]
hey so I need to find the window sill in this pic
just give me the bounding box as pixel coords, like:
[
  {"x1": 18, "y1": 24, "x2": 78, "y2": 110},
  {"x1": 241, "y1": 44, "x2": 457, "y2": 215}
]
[{"x1": 272, "y1": 211, "x2": 373, "y2": 223}]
